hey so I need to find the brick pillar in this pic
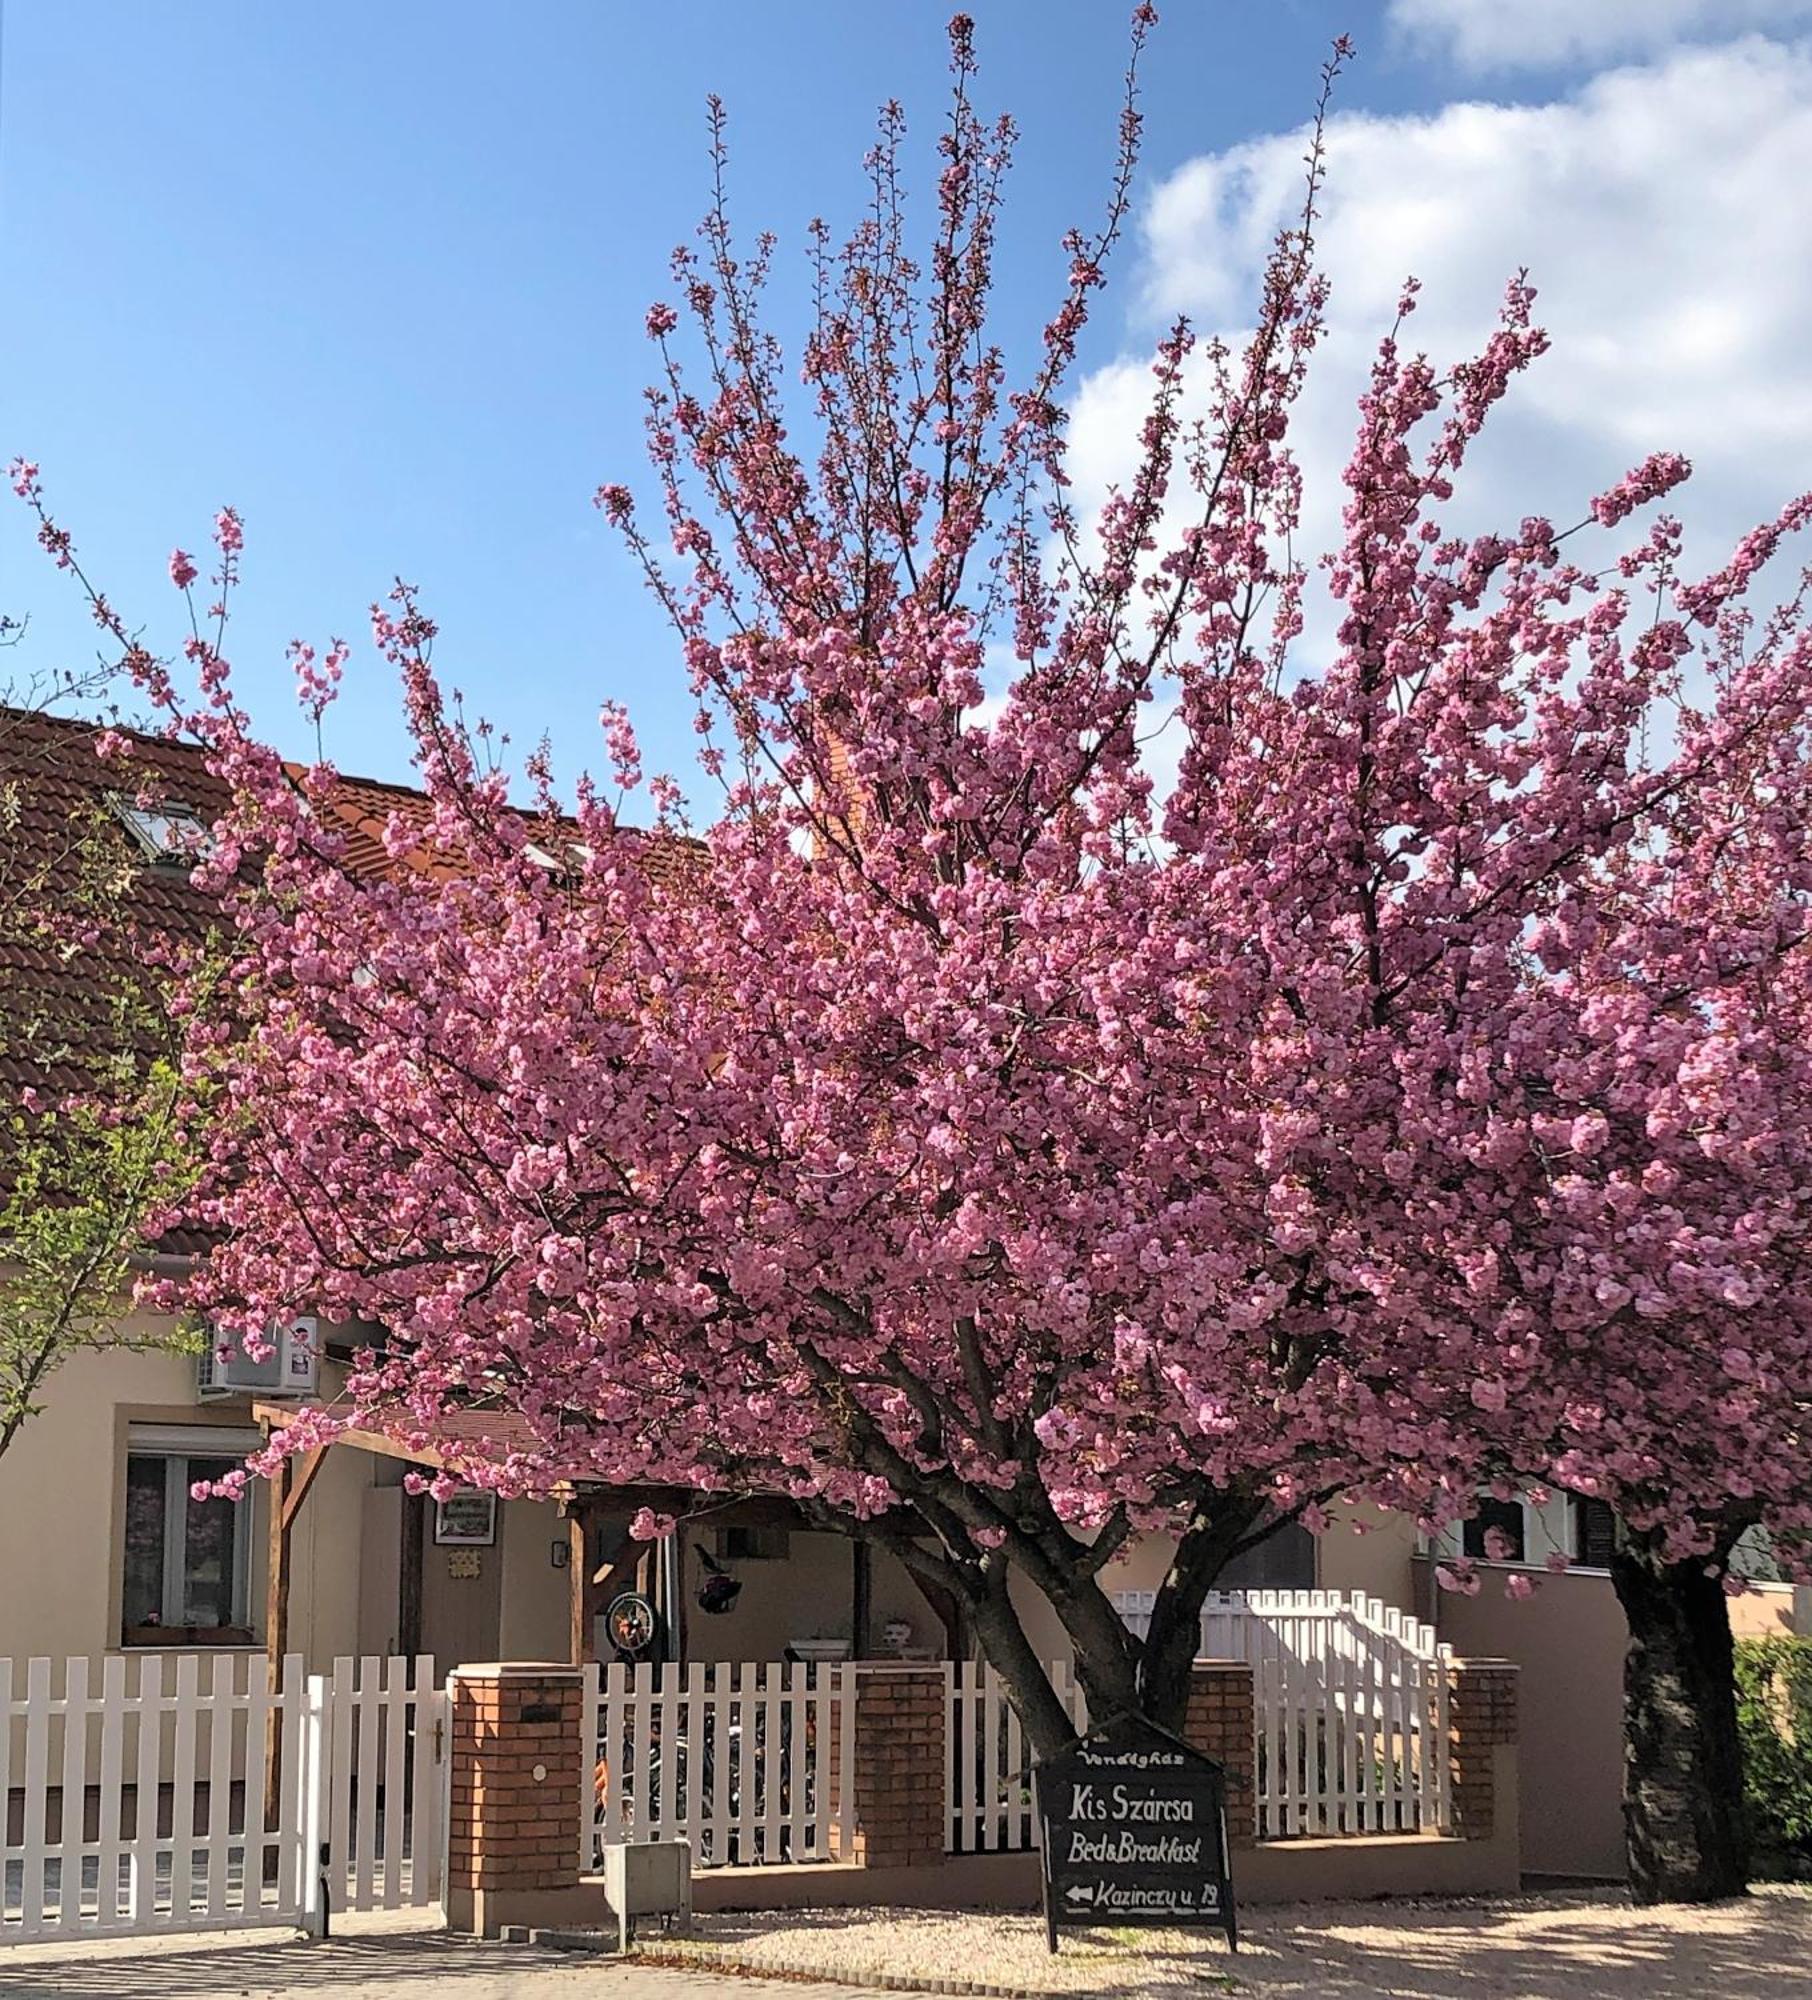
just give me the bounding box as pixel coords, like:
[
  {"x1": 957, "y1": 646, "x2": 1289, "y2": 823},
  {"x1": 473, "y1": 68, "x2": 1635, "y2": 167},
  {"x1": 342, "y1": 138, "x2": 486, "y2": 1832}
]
[
  {"x1": 848, "y1": 1664, "x2": 947, "y2": 1869},
  {"x1": 446, "y1": 1662, "x2": 585, "y2": 1934},
  {"x1": 1183, "y1": 1661, "x2": 1257, "y2": 1846},
  {"x1": 1448, "y1": 1659, "x2": 1519, "y2": 1840}
]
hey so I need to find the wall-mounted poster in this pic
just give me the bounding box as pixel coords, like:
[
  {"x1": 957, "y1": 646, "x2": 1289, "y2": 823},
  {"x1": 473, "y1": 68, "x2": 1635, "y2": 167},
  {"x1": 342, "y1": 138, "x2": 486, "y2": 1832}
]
[{"x1": 434, "y1": 1487, "x2": 498, "y2": 1546}]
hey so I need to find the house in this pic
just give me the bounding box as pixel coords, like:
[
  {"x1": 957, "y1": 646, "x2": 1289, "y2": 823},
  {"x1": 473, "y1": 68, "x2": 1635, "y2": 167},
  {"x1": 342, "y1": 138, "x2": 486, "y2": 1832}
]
[{"x1": 1, "y1": 704, "x2": 1803, "y2": 1886}]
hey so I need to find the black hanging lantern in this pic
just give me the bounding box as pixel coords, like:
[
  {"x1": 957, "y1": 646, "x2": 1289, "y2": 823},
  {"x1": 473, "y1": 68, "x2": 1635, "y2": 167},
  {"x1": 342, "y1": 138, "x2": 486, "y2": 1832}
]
[{"x1": 695, "y1": 1542, "x2": 743, "y2": 1615}]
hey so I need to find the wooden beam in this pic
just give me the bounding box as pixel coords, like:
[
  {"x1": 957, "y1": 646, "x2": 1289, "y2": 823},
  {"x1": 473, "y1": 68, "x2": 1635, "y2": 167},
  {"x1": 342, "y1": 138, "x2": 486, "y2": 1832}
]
[
  {"x1": 398, "y1": 1487, "x2": 424, "y2": 1659},
  {"x1": 280, "y1": 1446, "x2": 328, "y2": 1532}
]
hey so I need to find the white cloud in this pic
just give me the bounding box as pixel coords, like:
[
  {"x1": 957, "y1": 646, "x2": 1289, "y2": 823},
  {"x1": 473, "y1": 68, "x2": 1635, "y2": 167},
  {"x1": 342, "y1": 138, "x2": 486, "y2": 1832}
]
[
  {"x1": 1388, "y1": 0, "x2": 1812, "y2": 73},
  {"x1": 1063, "y1": 38, "x2": 1812, "y2": 703}
]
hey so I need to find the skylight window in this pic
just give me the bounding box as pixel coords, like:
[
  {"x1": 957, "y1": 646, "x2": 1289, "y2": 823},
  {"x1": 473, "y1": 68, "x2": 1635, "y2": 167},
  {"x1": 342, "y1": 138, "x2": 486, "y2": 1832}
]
[{"x1": 107, "y1": 794, "x2": 215, "y2": 867}]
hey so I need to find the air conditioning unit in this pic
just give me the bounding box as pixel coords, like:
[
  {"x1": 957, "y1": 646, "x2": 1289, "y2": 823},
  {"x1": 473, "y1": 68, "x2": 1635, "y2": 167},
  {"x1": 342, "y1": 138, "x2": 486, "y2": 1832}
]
[{"x1": 197, "y1": 1316, "x2": 320, "y2": 1399}]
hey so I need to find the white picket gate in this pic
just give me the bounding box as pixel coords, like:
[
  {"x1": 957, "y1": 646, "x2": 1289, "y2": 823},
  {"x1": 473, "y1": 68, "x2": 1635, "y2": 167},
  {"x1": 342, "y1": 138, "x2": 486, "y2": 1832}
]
[
  {"x1": 1116, "y1": 1589, "x2": 1453, "y2": 1838},
  {"x1": 945, "y1": 1657, "x2": 1086, "y2": 1853},
  {"x1": 2, "y1": 1653, "x2": 445, "y2": 1943},
  {"x1": 585, "y1": 1660, "x2": 854, "y2": 1869}
]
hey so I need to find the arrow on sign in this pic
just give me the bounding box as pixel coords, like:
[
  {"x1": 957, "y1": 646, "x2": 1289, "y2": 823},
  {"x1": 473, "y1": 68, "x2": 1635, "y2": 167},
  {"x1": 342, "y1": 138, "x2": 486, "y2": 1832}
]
[{"x1": 1063, "y1": 1883, "x2": 1096, "y2": 1906}]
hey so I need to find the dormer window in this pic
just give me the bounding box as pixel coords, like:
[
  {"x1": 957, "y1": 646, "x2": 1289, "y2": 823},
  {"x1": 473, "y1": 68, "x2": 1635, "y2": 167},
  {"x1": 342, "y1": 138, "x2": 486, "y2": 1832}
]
[{"x1": 107, "y1": 794, "x2": 215, "y2": 867}]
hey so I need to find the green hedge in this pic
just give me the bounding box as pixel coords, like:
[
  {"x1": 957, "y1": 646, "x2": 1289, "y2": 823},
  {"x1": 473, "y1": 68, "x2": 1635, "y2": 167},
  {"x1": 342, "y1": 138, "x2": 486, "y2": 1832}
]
[{"x1": 1737, "y1": 1635, "x2": 1812, "y2": 1870}]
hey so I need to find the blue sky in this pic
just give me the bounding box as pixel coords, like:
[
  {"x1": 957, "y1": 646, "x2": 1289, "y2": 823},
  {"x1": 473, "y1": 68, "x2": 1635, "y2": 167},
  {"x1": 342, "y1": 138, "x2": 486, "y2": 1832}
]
[{"x1": 5, "y1": 1, "x2": 1811, "y2": 805}]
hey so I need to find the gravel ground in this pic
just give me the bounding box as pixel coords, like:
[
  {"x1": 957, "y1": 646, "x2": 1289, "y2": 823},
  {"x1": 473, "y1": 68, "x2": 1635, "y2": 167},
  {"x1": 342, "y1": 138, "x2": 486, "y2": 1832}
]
[
  {"x1": 665, "y1": 1887, "x2": 1812, "y2": 1998},
  {"x1": 1, "y1": 1891, "x2": 1809, "y2": 2000}
]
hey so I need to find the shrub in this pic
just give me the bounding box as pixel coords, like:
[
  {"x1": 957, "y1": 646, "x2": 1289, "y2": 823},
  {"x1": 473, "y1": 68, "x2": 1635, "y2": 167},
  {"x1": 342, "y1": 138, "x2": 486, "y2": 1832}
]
[{"x1": 1736, "y1": 1635, "x2": 1812, "y2": 1871}]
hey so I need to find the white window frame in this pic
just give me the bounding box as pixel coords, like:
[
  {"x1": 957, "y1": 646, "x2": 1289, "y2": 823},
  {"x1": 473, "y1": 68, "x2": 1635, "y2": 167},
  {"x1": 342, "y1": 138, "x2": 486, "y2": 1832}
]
[
  {"x1": 123, "y1": 1425, "x2": 259, "y2": 1640},
  {"x1": 105, "y1": 792, "x2": 215, "y2": 866}
]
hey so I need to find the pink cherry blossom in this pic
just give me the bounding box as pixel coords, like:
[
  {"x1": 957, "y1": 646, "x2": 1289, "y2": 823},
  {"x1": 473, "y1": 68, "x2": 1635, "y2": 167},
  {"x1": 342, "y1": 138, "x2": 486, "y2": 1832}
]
[{"x1": 13, "y1": 21, "x2": 1809, "y2": 1876}]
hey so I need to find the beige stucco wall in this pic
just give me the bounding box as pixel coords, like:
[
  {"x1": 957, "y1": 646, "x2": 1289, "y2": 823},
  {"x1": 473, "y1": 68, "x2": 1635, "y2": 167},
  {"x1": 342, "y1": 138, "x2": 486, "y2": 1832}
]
[
  {"x1": 677, "y1": 1528, "x2": 935, "y2": 1663},
  {"x1": 1427, "y1": 1559, "x2": 1627, "y2": 1879},
  {"x1": 1321, "y1": 1504, "x2": 1420, "y2": 1604},
  {"x1": 0, "y1": 1331, "x2": 270, "y2": 1668},
  {"x1": 0, "y1": 1312, "x2": 384, "y2": 1676},
  {"x1": 498, "y1": 1497, "x2": 571, "y2": 1661},
  {"x1": 1729, "y1": 1582, "x2": 1804, "y2": 1641}
]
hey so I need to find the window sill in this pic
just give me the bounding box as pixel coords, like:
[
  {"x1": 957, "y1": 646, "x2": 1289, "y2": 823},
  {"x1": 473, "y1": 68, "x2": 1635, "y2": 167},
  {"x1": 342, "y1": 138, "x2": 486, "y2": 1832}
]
[
  {"x1": 1412, "y1": 1552, "x2": 1611, "y2": 1578},
  {"x1": 120, "y1": 1626, "x2": 258, "y2": 1649}
]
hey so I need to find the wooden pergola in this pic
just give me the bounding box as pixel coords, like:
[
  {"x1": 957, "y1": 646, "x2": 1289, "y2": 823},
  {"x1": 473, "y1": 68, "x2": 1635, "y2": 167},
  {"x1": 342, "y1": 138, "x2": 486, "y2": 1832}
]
[{"x1": 251, "y1": 1402, "x2": 870, "y2": 1681}]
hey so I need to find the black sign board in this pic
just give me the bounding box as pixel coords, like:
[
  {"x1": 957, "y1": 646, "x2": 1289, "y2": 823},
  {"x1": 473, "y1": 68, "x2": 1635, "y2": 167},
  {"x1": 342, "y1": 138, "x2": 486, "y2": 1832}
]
[{"x1": 1034, "y1": 1717, "x2": 1237, "y2": 1953}]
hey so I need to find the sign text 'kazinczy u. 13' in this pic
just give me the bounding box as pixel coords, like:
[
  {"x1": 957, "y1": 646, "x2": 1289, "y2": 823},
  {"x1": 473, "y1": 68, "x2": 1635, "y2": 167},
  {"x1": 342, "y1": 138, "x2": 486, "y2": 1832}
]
[{"x1": 1034, "y1": 1719, "x2": 1237, "y2": 1954}]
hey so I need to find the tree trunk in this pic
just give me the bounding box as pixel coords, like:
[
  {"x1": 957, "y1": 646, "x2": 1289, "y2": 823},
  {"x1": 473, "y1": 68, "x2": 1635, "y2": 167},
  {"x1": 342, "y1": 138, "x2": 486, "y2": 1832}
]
[
  {"x1": 1609, "y1": 1538, "x2": 1750, "y2": 1903},
  {"x1": 1138, "y1": 1495, "x2": 1269, "y2": 1735}
]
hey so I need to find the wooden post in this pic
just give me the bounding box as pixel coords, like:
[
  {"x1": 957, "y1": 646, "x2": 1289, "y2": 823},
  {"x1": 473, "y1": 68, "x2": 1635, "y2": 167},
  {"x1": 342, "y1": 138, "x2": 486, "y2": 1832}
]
[
  {"x1": 262, "y1": 1442, "x2": 328, "y2": 1809},
  {"x1": 852, "y1": 1538, "x2": 873, "y2": 1658},
  {"x1": 265, "y1": 1452, "x2": 293, "y2": 1689},
  {"x1": 399, "y1": 1487, "x2": 425, "y2": 1660},
  {"x1": 567, "y1": 1507, "x2": 593, "y2": 1665}
]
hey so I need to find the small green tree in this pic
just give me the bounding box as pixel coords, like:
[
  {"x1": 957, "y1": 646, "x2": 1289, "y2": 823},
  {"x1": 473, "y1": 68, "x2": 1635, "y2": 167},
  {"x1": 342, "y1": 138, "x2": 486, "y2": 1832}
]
[{"x1": 0, "y1": 684, "x2": 203, "y2": 1462}]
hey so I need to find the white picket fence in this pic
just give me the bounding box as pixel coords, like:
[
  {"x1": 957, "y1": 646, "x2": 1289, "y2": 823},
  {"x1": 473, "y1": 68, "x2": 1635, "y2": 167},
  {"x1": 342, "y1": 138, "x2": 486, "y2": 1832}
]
[
  {"x1": 2, "y1": 1653, "x2": 444, "y2": 1942},
  {"x1": 585, "y1": 1660, "x2": 854, "y2": 1869},
  {"x1": 1116, "y1": 1588, "x2": 1453, "y2": 1838},
  {"x1": 945, "y1": 1658, "x2": 1086, "y2": 1853}
]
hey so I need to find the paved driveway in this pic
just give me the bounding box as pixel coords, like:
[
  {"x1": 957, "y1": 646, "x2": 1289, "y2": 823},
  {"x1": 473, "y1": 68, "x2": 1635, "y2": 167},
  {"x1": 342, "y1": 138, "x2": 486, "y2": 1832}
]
[{"x1": 0, "y1": 1926, "x2": 896, "y2": 2000}]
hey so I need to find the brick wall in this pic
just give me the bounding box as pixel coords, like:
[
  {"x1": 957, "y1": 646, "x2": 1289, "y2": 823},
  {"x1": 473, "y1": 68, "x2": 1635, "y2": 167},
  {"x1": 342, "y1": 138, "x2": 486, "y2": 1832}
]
[
  {"x1": 447, "y1": 1664, "x2": 584, "y2": 1898},
  {"x1": 849, "y1": 1664, "x2": 947, "y2": 1869},
  {"x1": 1183, "y1": 1660, "x2": 1256, "y2": 1846},
  {"x1": 1448, "y1": 1659, "x2": 1519, "y2": 1841}
]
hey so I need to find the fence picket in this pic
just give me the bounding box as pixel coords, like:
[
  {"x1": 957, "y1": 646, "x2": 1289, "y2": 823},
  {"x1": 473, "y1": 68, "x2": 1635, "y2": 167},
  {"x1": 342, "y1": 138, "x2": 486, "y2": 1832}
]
[
  {"x1": 52, "y1": 1656, "x2": 88, "y2": 1924},
  {"x1": 807, "y1": 1665, "x2": 831, "y2": 1862},
  {"x1": 202, "y1": 1657, "x2": 235, "y2": 1920},
  {"x1": 327, "y1": 1659, "x2": 355, "y2": 1908},
  {"x1": 378, "y1": 1657, "x2": 407, "y2": 1907},
  {"x1": 350, "y1": 1656, "x2": 378, "y2": 1910},
  {"x1": 1001, "y1": 1676, "x2": 1024, "y2": 1850},
  {"x1": 92, "y1": 1657, "x2": 127, "y2": 1927},
  {"x1": 127, "y1": 1656, "x2": 161, "y2": 1929},
  {"x1": 0, "y1": 1660, "x2": 11, "y2": 1927},
  {"x1": 19, "y1": 1659, "x2": 51, "y2": 1935},
  {"x1": 754, "y1": 1663, "x2": 777, "y2": 1863},
  {"x1": 709, "y1": 1663, "x2": 733, "y2": 1864},
  {"x1": 167, "y1": 1655, "x2": 199, "y2": 1923},
  {"x1": 1387, "y1": 1644, "x2": 1408, "y2": 1831},
  {"x1": 275, "y1": 1654, "x2": 305, "y2": 1911},
  {"x1": 241, "y1": 1659, "x2": 270, "y2": 1920},
  {"x1": 580, "y1": 1661, "x2": 601, "y2": 1872},
  {"x1": 596, "y1": 1663, "x2": 620, "y2": 1846}
]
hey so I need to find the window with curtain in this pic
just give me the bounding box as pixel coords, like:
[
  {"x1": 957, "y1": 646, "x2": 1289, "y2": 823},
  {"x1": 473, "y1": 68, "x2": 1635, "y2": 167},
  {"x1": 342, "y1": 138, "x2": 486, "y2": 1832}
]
[{"x1": 120, "y1": 1427, "x2": 258, "y2": 1644}]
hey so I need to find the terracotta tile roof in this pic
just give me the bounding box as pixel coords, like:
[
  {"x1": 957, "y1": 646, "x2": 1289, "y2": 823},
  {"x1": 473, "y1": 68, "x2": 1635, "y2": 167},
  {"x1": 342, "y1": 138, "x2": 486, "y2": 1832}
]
[
  {"x1": 0, "y1": 707, "x2": 229, "y2": 1098},
  {"x1": 285, "y1": 761, "x2": 700, "y2": 890}
]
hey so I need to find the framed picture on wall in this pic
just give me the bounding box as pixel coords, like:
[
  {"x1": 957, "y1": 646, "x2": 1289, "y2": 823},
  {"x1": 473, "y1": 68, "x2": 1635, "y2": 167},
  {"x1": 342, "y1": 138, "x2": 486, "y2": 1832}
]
[{"x1": 434, "y1": 1487, "x2": 498, "y2": 1546}]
